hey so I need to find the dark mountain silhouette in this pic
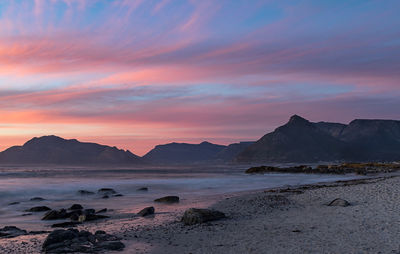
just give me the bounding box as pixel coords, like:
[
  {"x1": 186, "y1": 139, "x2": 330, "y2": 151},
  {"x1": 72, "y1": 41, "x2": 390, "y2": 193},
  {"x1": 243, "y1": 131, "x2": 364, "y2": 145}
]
[
  {"x1": 340, "y1": 119, "x2": 400, "y2": 161},
  {"x1": 0, "y1": 135, "x2": 141, "y2": 165},
  {"x1": 143, "y1": 141, "x2": 227, "y2": 164},
  {"x1": 214, "y1": 142, "x2": 255, "y2": 162},
  {"x1": 236, "y1": 115, "x2": 400, "y2": 163},
  {"x1": 235, "y1": 115, "x2": 345, "y2": 163}
]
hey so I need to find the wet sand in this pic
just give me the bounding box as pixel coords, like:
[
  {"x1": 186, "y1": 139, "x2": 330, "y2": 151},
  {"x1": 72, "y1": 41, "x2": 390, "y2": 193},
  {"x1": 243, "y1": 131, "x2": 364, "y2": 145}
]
[{"x1": 1, "y1": 175, "x2": 399, "y2": 253}]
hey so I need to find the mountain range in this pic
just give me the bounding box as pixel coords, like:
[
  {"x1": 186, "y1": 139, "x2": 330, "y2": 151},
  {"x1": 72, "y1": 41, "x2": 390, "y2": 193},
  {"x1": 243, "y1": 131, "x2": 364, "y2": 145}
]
[
  {"x1": 236, "y1": 115, "x2": 400, "y2": 163},
  {"x1": 0, "y1": 115, "x2": 399, "y2": 165}
]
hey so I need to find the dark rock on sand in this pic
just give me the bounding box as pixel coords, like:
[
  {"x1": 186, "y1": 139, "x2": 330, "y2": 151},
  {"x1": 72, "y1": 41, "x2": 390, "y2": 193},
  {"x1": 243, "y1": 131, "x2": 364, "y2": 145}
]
[
  {"x1": 77, "y1": 190, "x2": 95, "y2": 195},
  {"x1": 42, "y1": 229, "x2": 125, "y2": 253},
  {"x1": 51, "y1": 222, "x2": 82, "y2": 228},
  {"x1": 68, "y1": 204, "x2": 83, "y2": 210},
  {"x1": 42, "y1": 209, "x2": 69, "y2": 220},
  {"x1": 0, "y1": 226, "x2": 28, "y2": 238},
  {"x1": 98, "y1": 188, "x2": 117, "y2": 195},
  {"x1": 137, "y1": 187, "x2": 148, "y2": 191},
  {"x1": 26, "y1": 206, "x2": 51, "y2": 212},
  {"x1": 181, "y1": 208, "x2": 226, "y2": 225},
  {"x1": 138, "y1": 206, "x2": 155, "y2": 217},
  {"x1": 30, "y1": 197, "x2": 45, "y2": 201},
  {"x1": 328, "y1": 198, "x2": 350, "y2": 207},
  {"x1": 8, "y1": 202, "x2": 20, "y2": 206},
  {"x1": 154, "y1": 196, "x2": 180, "y2": 203}
]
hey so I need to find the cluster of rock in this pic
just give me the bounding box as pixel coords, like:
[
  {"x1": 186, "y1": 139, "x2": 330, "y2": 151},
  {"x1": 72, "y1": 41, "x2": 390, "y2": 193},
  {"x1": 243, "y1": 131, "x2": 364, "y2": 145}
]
[
  {"x1": 246, "y1": 163, "x2": 400, "y2": 175},
  {"x1": 42, "y1": 229, "x2": 124, "y2": 253},
  {"x1": 39, "y1": 204, "x2": 108, "y2": 228},
  {"x1": 77, "y1": 188, "x2": 123, "y2": 199}
]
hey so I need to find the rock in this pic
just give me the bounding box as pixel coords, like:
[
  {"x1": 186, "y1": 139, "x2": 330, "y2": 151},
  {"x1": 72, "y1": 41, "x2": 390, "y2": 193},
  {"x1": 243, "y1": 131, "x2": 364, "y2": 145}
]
[
  {"x1": 42, "y1": 229, "x2": 79, "y2": 249},
  {"x1": 26, "y1": 206, "x2": 51, "y2": 212},
  {"x1": 137, "y1": 187, "x2": 148, "y2": 191},
  {"x1": 42, "y1": 209, "x2": 69, "y2": 220},
  {"x1": 98, "y1": 188, "x2": 117, "y2": 195},
  {"x1": 96, "y1": 208, "x2": 107, "y2": 214},
  {"x1": 30, "y1": 197, "x2": 45, "y2": 201},
  {"x1": 328, "y1": 198, "x2": 350, "y2": 207},
  {"x1": 68, "y1": 204, "x2": 83, "y2": 210},
  {"x1": 85, "y1": 214, "x2": 109, "y2": 221},
  {"x1": 21, "y1": 213, "x2": 33, "y2": 216},
  {"x1": 102, "y1": 195, "x2": 109, "y2": 199},
  {"x1": 83, "y1": 209, "x2": 95, "y2": 215},
  {"x1": 95, "y1": 230, "x2": 106, "y2": 235},
  {"x1": 77, "y1": 190, "x2": 95, "y2": 195},
  {"x1": 8, "y1": 202, "x2": 20, "y2": 206},
  {"x1": 113, "y1": 194, "x2": 123, "y2": 197},
  {"x1": 154, "y1": 196, "x2": 180, "y2": 203},
  {"x1": 181, "y1": 208, "x2": 226, "y2": 225},
  {"x1": 51, "y1": 222, "x2": 81, "y2": 228},
  {"x1": 42, "y1": 229, "x2": 124, "y2": 253},
  {"x1": 138, "y1": 207, "x2": 155, "y2": 217},
  {"x1": 0, "y1": 226, "x2": 28, "y2": 238}
]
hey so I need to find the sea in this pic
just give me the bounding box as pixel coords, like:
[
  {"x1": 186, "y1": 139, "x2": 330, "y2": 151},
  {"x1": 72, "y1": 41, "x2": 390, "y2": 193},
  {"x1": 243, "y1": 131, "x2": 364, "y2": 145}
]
[{"x1": 0, "y1": 164, "x2": 367, "y2": 231}]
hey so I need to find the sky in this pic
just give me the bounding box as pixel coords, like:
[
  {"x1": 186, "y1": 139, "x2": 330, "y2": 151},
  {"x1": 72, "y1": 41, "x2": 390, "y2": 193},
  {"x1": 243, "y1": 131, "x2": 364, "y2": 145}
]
[{"x1": 0, "y1": 0, "x2": 399, "y2": 155}]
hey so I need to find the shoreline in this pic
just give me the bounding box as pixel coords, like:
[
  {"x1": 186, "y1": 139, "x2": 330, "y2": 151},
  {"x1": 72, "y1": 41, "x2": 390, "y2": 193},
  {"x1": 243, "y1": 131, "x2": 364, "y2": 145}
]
[{"x1": 1, "y1": 173, "x2": 399, "y2": 253}]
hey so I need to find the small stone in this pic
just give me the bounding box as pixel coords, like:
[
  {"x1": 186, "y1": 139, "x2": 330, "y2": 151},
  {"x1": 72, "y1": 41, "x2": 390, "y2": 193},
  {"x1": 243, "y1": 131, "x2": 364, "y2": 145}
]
[
  {"x1": 328, "y1": 198, "x2": 350, "y2": 207},
  {"x1": 30, "y1": 197, "x2": 45, "y2": 201},
  {"x1": 137, "y1": 187, "x2": 148, "y2": 191}
]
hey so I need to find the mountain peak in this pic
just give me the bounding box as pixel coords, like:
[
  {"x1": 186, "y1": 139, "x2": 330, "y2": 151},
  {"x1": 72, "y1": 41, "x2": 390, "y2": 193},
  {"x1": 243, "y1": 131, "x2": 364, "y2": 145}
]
[{"x1": 288, "y1": 115, "x2": 309, "y2": 124}]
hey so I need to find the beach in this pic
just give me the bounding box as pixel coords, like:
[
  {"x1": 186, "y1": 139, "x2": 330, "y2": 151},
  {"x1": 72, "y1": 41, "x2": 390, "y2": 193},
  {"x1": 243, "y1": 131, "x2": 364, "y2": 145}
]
[{"x1": 0, "y1": 167, "x2": 398, "y2": 253}]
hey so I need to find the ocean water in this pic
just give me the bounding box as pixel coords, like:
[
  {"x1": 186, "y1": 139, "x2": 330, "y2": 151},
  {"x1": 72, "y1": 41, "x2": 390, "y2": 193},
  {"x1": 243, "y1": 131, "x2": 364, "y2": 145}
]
[{"x1": 0, "y1": 165, "x2": 365, "y2": 230}]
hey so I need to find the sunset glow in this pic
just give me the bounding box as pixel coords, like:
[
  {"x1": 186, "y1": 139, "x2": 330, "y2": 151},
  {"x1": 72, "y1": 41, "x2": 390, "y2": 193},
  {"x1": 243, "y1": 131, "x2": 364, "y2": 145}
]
[{"x1": 1, "y1": 0, "x2": 399, "y2": 155}]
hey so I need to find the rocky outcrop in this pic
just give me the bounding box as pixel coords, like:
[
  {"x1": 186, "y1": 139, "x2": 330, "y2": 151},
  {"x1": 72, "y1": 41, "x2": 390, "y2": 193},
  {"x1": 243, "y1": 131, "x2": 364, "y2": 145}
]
[
  {"x1": 42, "y1": 229, "x2": 124, "y2": 253},
  {"x1": 26, "y1": 206, "x2": 51, "y2": 212},
  {"x1": 181, "y1": 208, "x2": 226, "y2": 225},
  {"x1": 154, "y1": 196, "x2": 179, "y2": 203}
]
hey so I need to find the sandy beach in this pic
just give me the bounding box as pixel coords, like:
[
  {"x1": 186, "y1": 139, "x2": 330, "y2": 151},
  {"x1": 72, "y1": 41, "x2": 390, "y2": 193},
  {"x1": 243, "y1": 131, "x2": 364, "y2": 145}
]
[{"x1": 1, "y1": 174, "x2": 399, "y2": 254}]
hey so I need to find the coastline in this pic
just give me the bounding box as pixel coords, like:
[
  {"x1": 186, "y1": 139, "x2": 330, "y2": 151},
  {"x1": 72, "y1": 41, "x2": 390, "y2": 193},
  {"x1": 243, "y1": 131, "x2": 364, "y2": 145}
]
[{"x1": 1, "y1": 174, "x2": 399, "y2": 253}]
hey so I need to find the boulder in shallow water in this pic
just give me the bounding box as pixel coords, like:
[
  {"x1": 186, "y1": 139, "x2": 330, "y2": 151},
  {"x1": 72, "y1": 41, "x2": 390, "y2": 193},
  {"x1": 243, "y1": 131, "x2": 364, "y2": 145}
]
[
  {"x1": 42, "y1": 209, "x2": 69, "y2": 220},
  {"x1": 68, "y1": 204, "x2": 83, "y2": 210},
  {"x1": 96, "y1": 208, "x2": 107, "y2": 214},
  {"x1": 98, "y1": 188, "x2": 117, "y2": 195},
  {"x1": 138, "y1": 206, "x2": 155, "y2": 217},
  {"x1": 328, "y1": 198, "x2": 350, "y2": 207},
  {"x1": 77, "y1": 190, "x2": 95, "y2": 195},
  {"x1": 137, "y1": 187, "x2": 148, "y2": 191},
  {"x1": 181, "y1": 208, "x2": 226, "y2": 225},
  {"x1": 154, "y1": 196, "x2": 179, "y2": 203},
  {"x1": 30, "y1": 197, "x2": 45, "y2": 201},
  {"x1": 0, "y1": 226, "x2": 28, "y2": 238},
  {"x1": 8, "y1": 202, "x2": 20, "y2": 206},
  {"x1": 26, "y1": 206, "x2": 51, "y2": 212}
]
